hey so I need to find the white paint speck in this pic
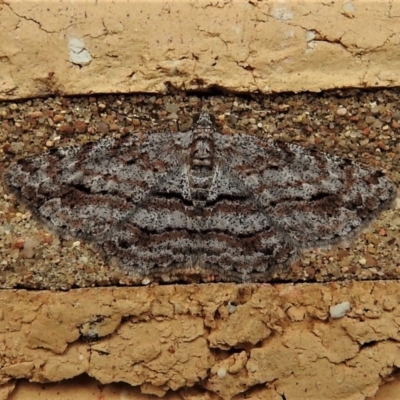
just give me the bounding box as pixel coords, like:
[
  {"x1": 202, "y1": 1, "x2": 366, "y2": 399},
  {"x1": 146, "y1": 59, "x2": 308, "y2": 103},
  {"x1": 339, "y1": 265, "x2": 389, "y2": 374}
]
[
  {"x1": 271, "y1": 6, "x2": 293, "y2": 21},
  {"x1": 69, "y1": 38, "x2": 92, "y2": 66},
  {"x1": 305, "y1": 30, "x2": 316, "y2": 42},
  {"x1": 342, "y1": 2, "x2": 355, "y2": 18},
  {"x1": 226, "y1": 302, "x2": 237, "y2": 314},
  {"x1": 330, "y1": 301, "x2": 351, "y2": 318}
]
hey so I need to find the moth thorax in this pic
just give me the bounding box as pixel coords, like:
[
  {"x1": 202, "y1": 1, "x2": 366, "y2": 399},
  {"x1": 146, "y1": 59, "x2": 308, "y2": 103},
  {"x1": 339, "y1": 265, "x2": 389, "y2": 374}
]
[
  {"x1": 188, "y1": 135, "x2": 216, "y2": 207},
  {"x1": 190, "y1": 136, "x2": 214, "y2": 167}
]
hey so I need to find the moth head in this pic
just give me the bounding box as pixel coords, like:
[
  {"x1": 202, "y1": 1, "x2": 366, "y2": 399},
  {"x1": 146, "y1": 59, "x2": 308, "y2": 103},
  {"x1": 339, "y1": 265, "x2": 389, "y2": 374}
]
[{"x1": 192, "y1": 112, "x2": 216, "y2": 127}]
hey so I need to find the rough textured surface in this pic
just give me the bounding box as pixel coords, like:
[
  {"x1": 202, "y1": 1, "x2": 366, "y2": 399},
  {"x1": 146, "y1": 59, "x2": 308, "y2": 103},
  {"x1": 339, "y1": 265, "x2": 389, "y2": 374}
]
[
  {"x1": 3, "y1": 112, "x2": 395, "y2": 283},
  {"x1": 4, "y1": 375, "x2": 400, "y2": 400},
  {"x1": 2, "y1": 1, "x2": 400, "y2": 99},
  {"x1": 1, "y1": 282, "x2": 400, "y2": 400}
]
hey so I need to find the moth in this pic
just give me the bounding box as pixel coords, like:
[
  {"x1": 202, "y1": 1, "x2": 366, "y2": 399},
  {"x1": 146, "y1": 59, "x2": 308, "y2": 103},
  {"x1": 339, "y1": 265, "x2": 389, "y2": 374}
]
[{"x1": 3, "y1": 112, "x2": 396, "y2": 282}]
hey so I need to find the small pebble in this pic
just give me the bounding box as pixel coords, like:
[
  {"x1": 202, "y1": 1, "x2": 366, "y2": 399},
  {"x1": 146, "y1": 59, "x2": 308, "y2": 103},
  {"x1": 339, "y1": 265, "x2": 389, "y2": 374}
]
[
  {"x1": 330, "y1": 301, "x2": 351, "y2": 318},
  {"x1": 358, "y1": 257, "x2": 367, "y2": 265},
  {"x1": 28, "y1": 111, "x2": 44, "y2": 118},
  {"x1": 217, "y1": 368, "x2": 227, "y2": 378},
  {"x1": 142, "y1": 278, "x2": 151, "y2": 286}
]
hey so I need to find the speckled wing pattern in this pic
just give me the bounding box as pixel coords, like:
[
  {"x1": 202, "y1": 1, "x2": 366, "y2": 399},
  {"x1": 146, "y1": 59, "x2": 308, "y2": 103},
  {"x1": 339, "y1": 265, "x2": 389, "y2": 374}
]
[{"x1": 3, "y1": 112, "x2": 396, "y2": 282}]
